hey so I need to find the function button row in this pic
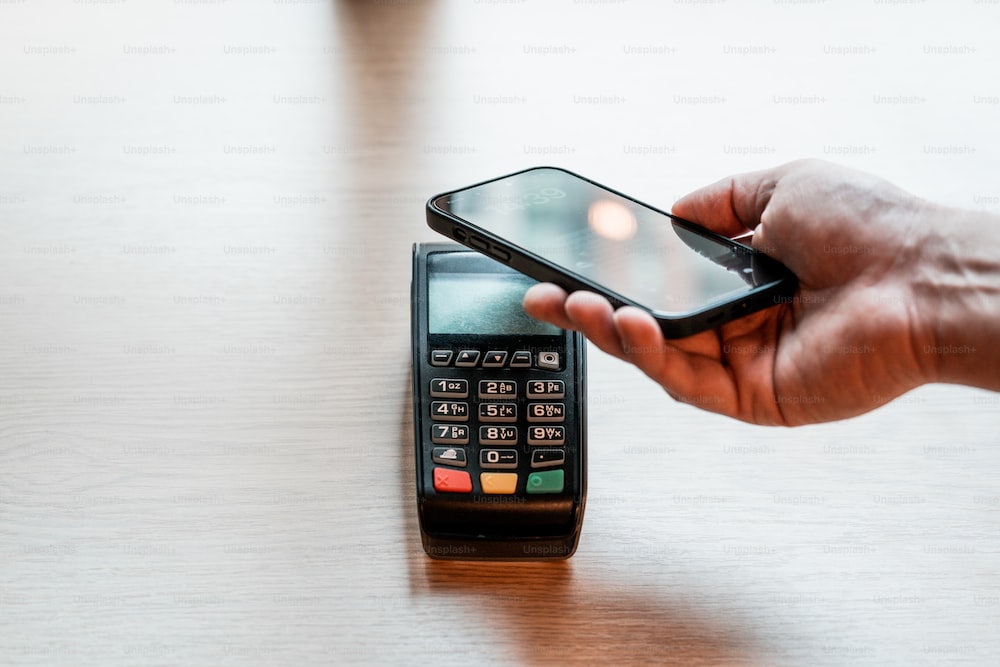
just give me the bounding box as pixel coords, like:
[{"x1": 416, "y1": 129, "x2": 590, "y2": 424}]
[
  {"x1": 430, "y1": 349, "x2": 559, "y2": 370},
  {"x1": 433, "y1": 467, "x2": 565, "y2": 495}
]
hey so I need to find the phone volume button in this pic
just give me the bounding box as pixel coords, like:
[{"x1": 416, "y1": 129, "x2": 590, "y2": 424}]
[
  {"x1": 469, "y1": 236, "x2": 489, "y2": 251},
  {"x1": 488, "y1": 246, "x2": 510, "y2": 262}
]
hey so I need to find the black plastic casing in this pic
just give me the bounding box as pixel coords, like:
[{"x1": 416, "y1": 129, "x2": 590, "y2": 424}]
[
  {"x1": 411, "y1": 242, "x2": 587, "y2": 560},
  {"x1": 426, "y1": 165, "x2": 798, "y2": 339}
]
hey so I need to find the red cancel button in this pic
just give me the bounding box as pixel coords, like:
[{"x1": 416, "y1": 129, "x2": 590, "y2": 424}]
[{"x1": 433, "y1": 467, "x2": 472, "y2": 493}]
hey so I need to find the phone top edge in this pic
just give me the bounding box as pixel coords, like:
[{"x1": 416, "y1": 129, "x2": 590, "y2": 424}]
[{"x1": 426, "y1": 166, "x2": 577, "y2": 211}]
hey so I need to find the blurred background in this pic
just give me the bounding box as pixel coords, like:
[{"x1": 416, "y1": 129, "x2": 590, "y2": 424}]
[{"x1": 1, "y1": 1, "x2": 998, "y2": 665}]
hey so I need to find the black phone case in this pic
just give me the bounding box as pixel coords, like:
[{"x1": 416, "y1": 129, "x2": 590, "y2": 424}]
[
  {"x1": 411, "y1": 242, "x2": 587, "y2": 560},
  {"x1": 425, "y1": 165, "x2": 798, "y2": 339}
]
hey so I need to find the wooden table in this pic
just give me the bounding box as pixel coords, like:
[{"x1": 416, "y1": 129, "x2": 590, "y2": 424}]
[{"x1": 2, "y1": 2, "x2": 998, "y2": 665}]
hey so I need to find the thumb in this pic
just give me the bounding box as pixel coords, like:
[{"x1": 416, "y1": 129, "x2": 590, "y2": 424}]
[{"x1": 671, "y1": 162, "x2": 798, "y2": 238}]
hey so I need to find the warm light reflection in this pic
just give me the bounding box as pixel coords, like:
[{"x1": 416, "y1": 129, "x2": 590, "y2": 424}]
[{"x1": 587, "y1": 199, "x2": 637, "y2": 241}]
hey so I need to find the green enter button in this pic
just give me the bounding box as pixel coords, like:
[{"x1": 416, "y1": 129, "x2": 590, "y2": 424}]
[{"x1": 526, "y1": 469, "x2": 564, "y2": 494}]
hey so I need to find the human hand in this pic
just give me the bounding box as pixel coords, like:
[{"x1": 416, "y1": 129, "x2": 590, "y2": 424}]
[{"x1": 524, "y1": 159, "x2": 998, "y2": 425}]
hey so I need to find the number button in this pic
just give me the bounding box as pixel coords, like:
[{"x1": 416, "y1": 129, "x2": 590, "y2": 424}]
[
  {"x1": 526, "y1": 380, "x2": 565, "y2": 399},
  {"x1": 479, "y1": 425, "x2": 518, "y2": 445},
  {"x1": 430, "y1": 378, "x2": 469, "y2": 398},
  {"x1": 527, "y1": 402, "x2": 565, "y2": 423},
  {"x1": 527, "y1": 425, "x2": 565, "y2": 446},
  {"x1": 479, "y1": 448, "x2": 518, "y2": 470},
  {"x1": 479, "y1": 380, "x2": 517, "y2": 399},
  {"x1": 479, "y1": 402, "x2": 517, "y2": 423},
  {"x1": 431, "y1": 401, "x2": 469, "y2": 422},
  {"x1": 431, "y1": 424, "x2": 469, "y2": 445}
]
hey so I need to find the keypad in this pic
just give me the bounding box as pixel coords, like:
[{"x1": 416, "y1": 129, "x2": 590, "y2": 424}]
[{"x1": 425, "y1": 347, "x2": 570, "y2": 495}]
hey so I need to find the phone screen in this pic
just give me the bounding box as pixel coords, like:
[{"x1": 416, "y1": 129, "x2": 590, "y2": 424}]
[{"x1": 433, "y1": 168, "x2": 765, "y2": 315}]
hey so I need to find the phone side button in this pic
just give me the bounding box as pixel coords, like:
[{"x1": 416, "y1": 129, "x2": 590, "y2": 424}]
[
  {"x1": 488, "y1": 246, "x2": 510, "y2": 262},
  {"x1": 433, "y1": 468, "x2": 472, "y2": 493},
  {"x1": 469, "y1": 236, "x2": 489, "y2": 251}
]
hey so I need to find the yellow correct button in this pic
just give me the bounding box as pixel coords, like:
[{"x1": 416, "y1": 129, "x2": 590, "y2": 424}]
[{"x1": 480, "y1": 472, "x2": 518, "y2": 494}]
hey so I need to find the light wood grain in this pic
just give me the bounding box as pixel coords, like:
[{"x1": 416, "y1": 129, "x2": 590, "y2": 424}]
[{"x1": 1, "y1": 2, "x2": 998, "y2": 665}]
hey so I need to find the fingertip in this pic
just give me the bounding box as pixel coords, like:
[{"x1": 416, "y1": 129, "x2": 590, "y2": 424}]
[
  {"x1": 612, "y1": 305, "x2": 659, "y2": 332},
  {"x1": 612, "y1": 306, "x2": 667, "y2": 355},
  {"x1": 614, "y1": 305, "x2": 653, "y2": 319},
  {"x1": 563, "y1": 290, "x2": 615, "y2": 330},
  {"x1": 521, "y1": 282, "x2": 580, "y2": 333},
  {"x1": 561, "y1": 291, "x2": 628, "y2": 359},
  {"x1": 522, "y1": 282, "x2": 566, "y2": 313},
  {"x1": 564, "y1": 289, "x2": 613, "y2": 313}
]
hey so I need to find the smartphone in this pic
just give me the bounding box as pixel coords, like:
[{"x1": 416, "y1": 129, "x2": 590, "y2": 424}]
[
  {"x1": 411, "y1": 242, "x2": 586, "y2": 560},
  {"x1": 426, "y1": 166, "x2": 797, "y2": 339}
]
